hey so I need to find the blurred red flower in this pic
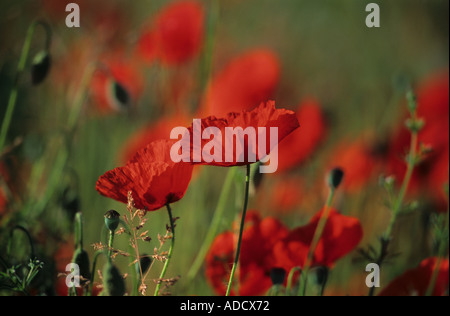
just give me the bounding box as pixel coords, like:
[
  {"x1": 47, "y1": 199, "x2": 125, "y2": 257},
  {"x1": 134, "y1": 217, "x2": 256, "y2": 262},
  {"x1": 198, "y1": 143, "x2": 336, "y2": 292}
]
[
  {"x1": 199, "y1": 50, "x2": 281, "y2": 117},
  {"x1": 272, "y1": 208, "x2": 363, "y2": 272},
  {"x1": 90, "y1": 57, "x2": 144, "y2": 115},
  {"x1": 182, "y1": 101, "x2": 300, "y2": 167},
  {"x1": 0, "y1": 188, "x2": 6, "y2": 216},
  {"x1": 96, "y1": 140, "x2": 194, "y2": 210},
  {"x1": 386, "y1": 69, "x2": 449, "y2": 205},
  {"x1": 205, "y1": 211, "x2": 288, "y2": 296},
  {"x1": 379, "y1": 257, "x2": 449, "y2": 296},
  {"x1": 326, "y1": 139, "x2": 379, "y2": 193},
  {"x1": 276, "y1": 99, "x2": 327, "y2": 172},
  {"x1": 120, "y1": 114, "x2": 190, "y2": 164},
  {"x1": 268, "y1": 177, "x2": 305, "y2": 214},
  {"x1": 136, "y1": 0, "x2": 205, "y2": 65}
]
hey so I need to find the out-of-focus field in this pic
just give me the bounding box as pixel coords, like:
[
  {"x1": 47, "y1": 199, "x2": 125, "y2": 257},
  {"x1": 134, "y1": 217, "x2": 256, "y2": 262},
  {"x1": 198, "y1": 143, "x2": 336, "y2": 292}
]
[{"x1": 0, "y1": 0, "x2": 448, "y2": 296}]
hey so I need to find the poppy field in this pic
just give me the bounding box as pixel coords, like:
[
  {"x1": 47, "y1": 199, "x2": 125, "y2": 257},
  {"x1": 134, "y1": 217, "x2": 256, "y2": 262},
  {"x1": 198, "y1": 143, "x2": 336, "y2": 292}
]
[{"x1": 0, "y1": 0, "x2": 448, "y2": 297}]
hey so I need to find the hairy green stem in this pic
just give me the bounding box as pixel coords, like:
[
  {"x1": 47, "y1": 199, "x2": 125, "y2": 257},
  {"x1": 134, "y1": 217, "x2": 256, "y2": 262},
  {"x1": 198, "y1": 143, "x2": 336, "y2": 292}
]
[{"x1": 154, "y1": 204, "x2": 175, "y2": 296}]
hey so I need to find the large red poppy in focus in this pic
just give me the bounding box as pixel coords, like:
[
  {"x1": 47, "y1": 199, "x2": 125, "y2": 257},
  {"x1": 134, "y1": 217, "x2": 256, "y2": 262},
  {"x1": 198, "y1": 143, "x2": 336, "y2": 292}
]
[
  {"x1": 272, "y1": 208, "x2": 363, "y2": 271},
  {"x1": 96, "y1": 140, "x2": 194, "y2": 211},
  {"x1": 178, "y1": 101, "x2": 300, "y2": 167},
  {"x1": 379, "y1": 257, "x2": 449, "y2": 296},
  {"x1": 205, "y1": 211, "x2": 288, "y2": 296}
]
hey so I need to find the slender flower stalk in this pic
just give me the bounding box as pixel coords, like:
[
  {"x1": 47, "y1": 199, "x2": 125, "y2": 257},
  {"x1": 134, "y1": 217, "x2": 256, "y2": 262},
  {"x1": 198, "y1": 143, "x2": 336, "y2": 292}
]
[
  {"x1": 187, "y1": 167, "x2": 237, "y2": 283},
  {"x1": 0, "y1": 20, "x2": 51, "y2": 154},
  {"x1": 225, "y1": 165, "x2": 251, "y2": 296},
  {"x1": 154, "y1": 204, "x2": 175, "y2": 296},
  {"x1": 298, "y1": 176, "x2": 338, "y2": 296}
]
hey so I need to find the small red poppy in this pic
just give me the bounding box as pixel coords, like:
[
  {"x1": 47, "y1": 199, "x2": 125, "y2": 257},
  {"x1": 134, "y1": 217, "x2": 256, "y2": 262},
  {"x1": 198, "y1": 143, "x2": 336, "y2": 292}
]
[
  {"x1": 205, "y1": 211, "x2": 288, "y2": 296},
  {"x1": 200, "y1": 50, "x2": 281, "y2": 117},
  {"x1": 378, "y1": 257, "x2": 449, "y2": 296},
  {"x1": 276, "y1": 99, "x2": 327, "y2": 172},
  {"x1": 272, "y1": 208, "x2": 363, "y2": 272},
  {"x1": 136, "y1": 1, "x2": 205, "y2": 65},
  {"x1": 96, "y1": 140, "x2": 194, "y2": 211},
  {"x1": 90, "y1": 56, "x2": 144, "y2": 114}
]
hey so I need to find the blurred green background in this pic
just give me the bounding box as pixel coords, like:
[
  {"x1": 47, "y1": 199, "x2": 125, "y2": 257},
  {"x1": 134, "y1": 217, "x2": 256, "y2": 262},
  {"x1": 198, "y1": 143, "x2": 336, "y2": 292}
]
[{"x1": 0, "y1": 0, "x2": 448, "y2": 295}]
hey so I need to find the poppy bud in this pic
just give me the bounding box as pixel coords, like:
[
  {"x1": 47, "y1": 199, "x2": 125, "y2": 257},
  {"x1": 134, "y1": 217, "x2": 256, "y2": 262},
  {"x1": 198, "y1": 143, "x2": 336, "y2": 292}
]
[
  {"x1": 135, "y1": 255, "x2": 152, "y2": 278},
  {"x1": 270, "y1": 267, "x2": 286, "y2": 286},
  {"x1": 328, "y1": 168, "x2": 344, "y2": 189},
  {"x1": 108, "y1": 79, "x2": 130, "y2": 110},
  {"x1": 31, "y1": 50, "x2": 51, "y2": 85},
  {"x1": 72, "y1": 248, "x2": 91, "y2": 281},
  {"x1": 104, "y1": 210, "x2": 121, "y2": 232},
  {"x1": 311, "y1": 266, "x2": 329, "y2": 287},
  {"x1": 102, "y1": 261, "x2": 125, "y2": 296}
]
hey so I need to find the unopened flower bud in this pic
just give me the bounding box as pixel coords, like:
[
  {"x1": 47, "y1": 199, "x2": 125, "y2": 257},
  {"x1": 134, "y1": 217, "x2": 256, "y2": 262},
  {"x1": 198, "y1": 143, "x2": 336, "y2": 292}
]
[
  {"x1": 102, "y1": 261, "x2": 125, "y2": 296},
  {"x1": 72, "y1": 248, "x2": 91, "y2": 281},
  {"x1": 31, "y1": 50, "x2": 51, "y2": 85},
  {"x1": 328, "y1": 168, "x2": 344, "y2": 189},
  {"x1": 270, "y1": 267, "x2": 286, "y2": 286}
]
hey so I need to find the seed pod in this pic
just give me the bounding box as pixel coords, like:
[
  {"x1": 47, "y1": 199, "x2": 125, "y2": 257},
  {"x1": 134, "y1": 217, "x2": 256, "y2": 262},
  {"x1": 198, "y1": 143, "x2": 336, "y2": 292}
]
[
  {"x1": 104, "y1": 210, "x2": 121, "y2": 232},
  {"x1": 102, "y1": 261, "x2": 125, "y2": 296},
  {"x1": 31, "y1": 50, "x2": 51, "y2": 85},
  {"x1": 72, "y1": 248, "x2": 91, "y2": 281}
]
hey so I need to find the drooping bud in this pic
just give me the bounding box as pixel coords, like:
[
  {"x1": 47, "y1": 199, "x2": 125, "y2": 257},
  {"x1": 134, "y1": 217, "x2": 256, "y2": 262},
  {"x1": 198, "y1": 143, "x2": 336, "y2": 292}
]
[
  {"x1": 72, "y1": 248, "x2": 91, "y2": 281},
  {"x1": 270, "y1": 267, "x2": 286, "y2": 286},
  {"x1": 327, "y1": 167, "x2": 344, "y2": 190},
  {"x1": 31, "y1": 50, "x2": 51, "y2": 85},
  {"x1": 104, "y1": 210, "x2": 121, "y2": 232},
  {"x1": 102, "y1": 261, "x2": 125, "y2": 296}
]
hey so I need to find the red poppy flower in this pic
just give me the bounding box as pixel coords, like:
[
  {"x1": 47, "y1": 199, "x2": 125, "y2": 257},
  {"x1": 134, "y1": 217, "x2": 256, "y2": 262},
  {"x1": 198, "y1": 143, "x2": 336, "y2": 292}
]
[
  {"x1": 326, "y1": 139, "x2": 379, "y2": 193},
  {"x1": 379, "y1": 257, "x2": 449, "y2": 296},
  {"x1": 176, "y1": 101, "x2": 300, "y2": 169},
  {"x1": 120, "y1": 114, "x2": 190, "y2": 164},
  {"x1": 272, "y1": 208, "x2": 363, "y2": 273},
  {"x1": 268, "y1": 177, "x2": 305, "y2": 214},
  {"x1": 90, "y1": 56, "x2": 144, "y2": 115},
  {"x1": 96, "y1": 140, "x2": 194, "y2": 211},
  {"x1": 276, "y1": 99, "x2": 327, "y2": 172},
  {"x1": 200, "y1": 50, "x2": 280, "y2": 117},
  {"x1": 205, "y1": 211, "x2": 288, "y2": 296},
  {"x1": 136, "y1": 1, "x2": 205, "y2": 65}
]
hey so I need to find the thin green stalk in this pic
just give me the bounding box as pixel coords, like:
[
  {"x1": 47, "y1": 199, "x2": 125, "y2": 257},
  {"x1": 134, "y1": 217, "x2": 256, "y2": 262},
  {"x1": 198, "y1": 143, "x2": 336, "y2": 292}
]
[
  {"x1": 298, "y1": 188, "x2": 336, "y2": 296},
  {"x1": 0, "y1": 21, "x2": 51, "y2": 154},
  {"x1": 107, "y1": 231, "x2": 114, "y2": 261},
  {"x1": 154, "y1": 204, "x2": 175, "y2": 296},
  {"x1": 187, "y1": 167, "x2": 236, "y2": 283},
  {"x1": 425, "y1": 207, "x2": 449, "y2": 296},
  {"x1": 88, "y1": 251, "x2": 103, "y2": 296},
  {"x1": 286, "y1": 266, "x2": 301, "y2": 294},
  {"x1": 225, "y1": 165, "x2": 251, "y2": 296}
]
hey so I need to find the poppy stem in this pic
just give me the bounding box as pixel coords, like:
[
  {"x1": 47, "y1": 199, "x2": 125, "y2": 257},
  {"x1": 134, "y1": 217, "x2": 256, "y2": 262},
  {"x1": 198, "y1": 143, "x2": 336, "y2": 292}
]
[
  {"x1": 298, "y1": 187, "x2": 336, "y2": 296},
  {"x1": 425, "y1": 206, "x2": 449, "y2": 296},
  {"x1": 187, "y1": 167, "x2": 237, "y2": 283},
  {"x1": 225, "y1": 165, "x2": 251, "y2": 296},
  {"x1": 368, "y1": 90, "x2": 421, "y2": 296},
  {"x1": 154, "y1": 204, "x2": 175, "y2": 296},
  {"x1": 0, "y1": 20, "x2": 50, "y2": 155}
]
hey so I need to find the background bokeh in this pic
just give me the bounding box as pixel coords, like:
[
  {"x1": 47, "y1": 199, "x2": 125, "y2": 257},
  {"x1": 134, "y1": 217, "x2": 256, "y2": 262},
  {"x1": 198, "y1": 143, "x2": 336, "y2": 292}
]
[{"x1": 0, "y1": 0, "x2": 448, "y2": 296}]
